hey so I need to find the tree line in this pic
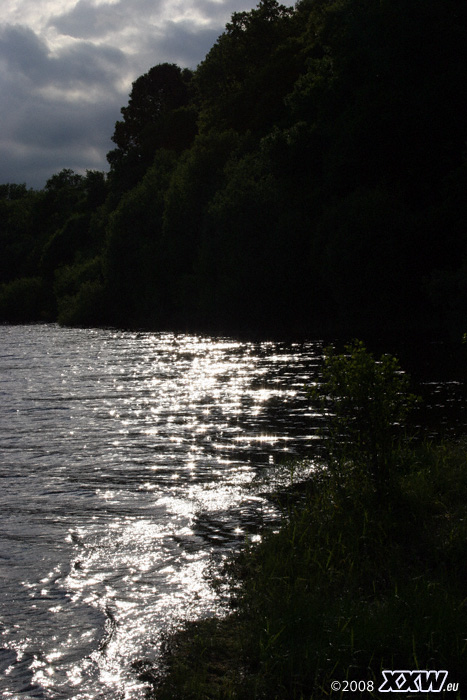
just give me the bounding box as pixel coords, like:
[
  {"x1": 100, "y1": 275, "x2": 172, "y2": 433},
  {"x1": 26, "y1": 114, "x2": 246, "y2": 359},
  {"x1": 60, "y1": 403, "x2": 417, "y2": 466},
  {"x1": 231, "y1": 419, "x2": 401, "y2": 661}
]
[{"x1": 2, "y1": 0, "x2": 467, "y2": 339}]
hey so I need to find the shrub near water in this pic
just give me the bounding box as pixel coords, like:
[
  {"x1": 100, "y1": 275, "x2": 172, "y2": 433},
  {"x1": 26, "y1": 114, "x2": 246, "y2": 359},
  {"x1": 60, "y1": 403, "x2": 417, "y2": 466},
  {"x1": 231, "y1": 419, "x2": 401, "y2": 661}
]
[
  {"x1": 311, "y1": 341, "x2": 420, "y2": 495},
  {"x1": 152, "y1": 343, "x2": 467, "y2": 700}
]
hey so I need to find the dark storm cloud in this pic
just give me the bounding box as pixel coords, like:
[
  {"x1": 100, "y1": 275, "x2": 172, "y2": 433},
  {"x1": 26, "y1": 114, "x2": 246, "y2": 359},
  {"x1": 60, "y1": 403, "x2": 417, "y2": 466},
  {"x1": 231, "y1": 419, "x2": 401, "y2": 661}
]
[
  {"x1": 0, "y1": 23, "x2": 125, "y2": 89},
  {"x1": 49, "y1": 0, "x2": 138, "y2": 40},
  {"x1": 0, "y1": 24, "x2": 47, "y2": 79},
  {"x1": 0, "y1": 22, "x2": 127, "y2": 186}
]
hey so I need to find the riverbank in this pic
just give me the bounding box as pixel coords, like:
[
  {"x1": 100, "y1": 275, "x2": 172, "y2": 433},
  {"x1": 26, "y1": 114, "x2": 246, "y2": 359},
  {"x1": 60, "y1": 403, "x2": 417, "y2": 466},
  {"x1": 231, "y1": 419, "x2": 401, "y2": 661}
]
[
  {"x1": 148, "y1": 441, "x2": 467, "y2": 699},
  {"x1": 147, "y1": 344, "x2": 467, "y2": 699}
]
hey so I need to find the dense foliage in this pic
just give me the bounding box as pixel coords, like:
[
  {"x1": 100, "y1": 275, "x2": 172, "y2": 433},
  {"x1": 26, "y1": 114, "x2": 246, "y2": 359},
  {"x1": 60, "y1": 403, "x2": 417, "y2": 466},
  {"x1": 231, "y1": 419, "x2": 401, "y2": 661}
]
[{"x1": 2, "y1": 0, "x2": 467, "y2": 338}]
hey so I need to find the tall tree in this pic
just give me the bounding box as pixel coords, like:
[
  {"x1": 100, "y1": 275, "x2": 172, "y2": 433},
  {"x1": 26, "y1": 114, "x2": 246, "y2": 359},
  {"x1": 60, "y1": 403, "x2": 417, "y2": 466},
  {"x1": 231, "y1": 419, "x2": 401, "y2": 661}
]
[
  {"x1": 107, "y1": 63, "x2": 197, "y2": 191},
  {"x1": 196, "y1": 0, "x2": 300, "y2": 134}
]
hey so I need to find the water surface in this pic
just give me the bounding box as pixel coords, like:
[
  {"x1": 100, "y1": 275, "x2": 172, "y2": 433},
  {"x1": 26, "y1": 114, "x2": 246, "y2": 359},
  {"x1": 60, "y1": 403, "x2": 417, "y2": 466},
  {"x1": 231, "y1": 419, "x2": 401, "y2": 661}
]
[{"x1": 0, "y1": 325, "x2": 323, "y2": 699}]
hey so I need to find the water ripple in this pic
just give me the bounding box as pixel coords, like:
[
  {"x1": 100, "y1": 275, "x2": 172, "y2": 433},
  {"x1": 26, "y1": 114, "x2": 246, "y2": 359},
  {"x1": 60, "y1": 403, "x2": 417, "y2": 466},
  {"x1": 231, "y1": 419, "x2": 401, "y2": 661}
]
[{"x1": 0, "y1": 325, "x2": 322, "y2": 699}]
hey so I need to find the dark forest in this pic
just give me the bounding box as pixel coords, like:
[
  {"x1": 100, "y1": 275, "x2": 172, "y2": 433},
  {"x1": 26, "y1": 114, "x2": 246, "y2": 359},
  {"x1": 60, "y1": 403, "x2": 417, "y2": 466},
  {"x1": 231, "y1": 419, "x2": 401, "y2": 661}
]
[{"x1": 2, "y1": 0, "x2": 467, "y2": 340}]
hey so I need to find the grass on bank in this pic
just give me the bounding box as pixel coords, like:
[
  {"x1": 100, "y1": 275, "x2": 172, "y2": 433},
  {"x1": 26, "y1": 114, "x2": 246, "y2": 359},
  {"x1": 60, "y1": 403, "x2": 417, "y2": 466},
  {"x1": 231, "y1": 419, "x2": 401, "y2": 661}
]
[{"x1": 147, "y1": 342, "x2": 467, "y2": 699}]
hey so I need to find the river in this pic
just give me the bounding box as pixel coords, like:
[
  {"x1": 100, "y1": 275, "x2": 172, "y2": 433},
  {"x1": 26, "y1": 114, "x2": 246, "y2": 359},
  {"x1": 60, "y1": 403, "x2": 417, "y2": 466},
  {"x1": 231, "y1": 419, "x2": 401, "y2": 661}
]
[
  {"x1": 1, "y1": 325, "x2": 466, "y2": 699},
  {"x1": 0, "y1": 324, "x2": 328, "y2": 699}
]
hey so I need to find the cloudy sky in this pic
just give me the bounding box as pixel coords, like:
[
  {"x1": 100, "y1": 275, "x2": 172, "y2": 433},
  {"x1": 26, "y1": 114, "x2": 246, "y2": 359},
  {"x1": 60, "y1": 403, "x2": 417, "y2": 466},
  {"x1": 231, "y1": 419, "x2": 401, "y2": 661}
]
[{"x1": 0, "y1": 0, "x2": 256, "y2": 189}]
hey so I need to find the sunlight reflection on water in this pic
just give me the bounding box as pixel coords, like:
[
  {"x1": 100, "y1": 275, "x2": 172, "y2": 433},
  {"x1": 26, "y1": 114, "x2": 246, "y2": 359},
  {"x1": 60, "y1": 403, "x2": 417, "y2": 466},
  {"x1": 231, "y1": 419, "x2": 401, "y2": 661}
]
[{"x1": 0, "y1": 325, "x2": 323, "y2": 699}]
